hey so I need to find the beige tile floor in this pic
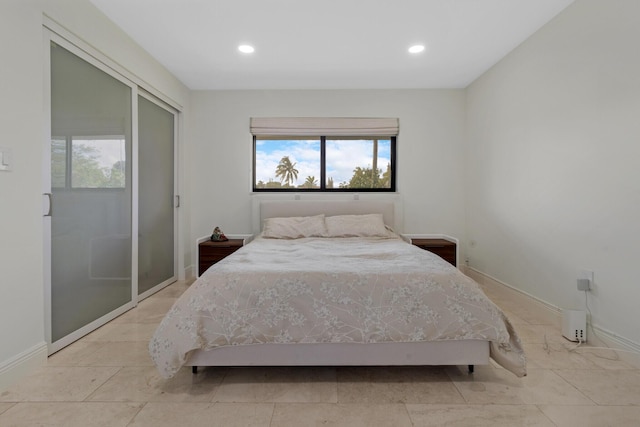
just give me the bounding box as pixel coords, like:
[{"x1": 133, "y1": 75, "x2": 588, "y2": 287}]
[{"x1": 1, "y1": 279, "x2": 640, "y2": 426}]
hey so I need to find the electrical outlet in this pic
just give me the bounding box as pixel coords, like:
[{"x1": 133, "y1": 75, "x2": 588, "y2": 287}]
[{"x1": 578, "y1": 270, "x2": 594, "y2": 281}]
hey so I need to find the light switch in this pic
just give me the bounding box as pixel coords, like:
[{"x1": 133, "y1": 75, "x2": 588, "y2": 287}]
[{"x1": 0, "y1": 147, "x2": 12, "y2": 171}]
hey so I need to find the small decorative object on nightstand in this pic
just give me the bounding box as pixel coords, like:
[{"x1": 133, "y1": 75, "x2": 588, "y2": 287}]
[
  {"x1": 210, "y1": 226, "x2": 228, "y2": 242},
  {"x1": 408, "y1": 237, "x2": 457, "y2": 267}
]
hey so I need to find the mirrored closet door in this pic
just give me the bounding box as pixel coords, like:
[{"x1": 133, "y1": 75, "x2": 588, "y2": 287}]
[
  {"x1": 45, "y1": 32, "x2": 179, "y2": 353},
  {"x1": 137, "y1": 94, "x2": 178, "y2": 298},
  {"x1": 47, "y1": 39, "x2": 135, "y2": 351}
]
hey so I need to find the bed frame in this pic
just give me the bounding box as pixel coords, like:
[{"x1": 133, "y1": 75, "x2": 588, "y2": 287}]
[{"x1": 187, "y1": 199, "x2": 489, "y2": 374}]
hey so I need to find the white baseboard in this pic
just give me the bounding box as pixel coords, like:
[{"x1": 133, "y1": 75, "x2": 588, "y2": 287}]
[
  {"x1": 586, "y1": 324, "x2": 640, "y2": 368},
  {"x1": 0, "y1": 342, "x2": 48, "y2": 392},
  {"x1": 464, "y1": 266, "x2": 562, "y2": 317},
  {"x1": 464, "y1": 266, "x2": 640, "y2": 368},
  {"x1": 183, "y1": 264, "x2": 195, "y2": 280}
]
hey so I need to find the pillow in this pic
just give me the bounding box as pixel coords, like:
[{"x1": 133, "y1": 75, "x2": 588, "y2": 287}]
[
  {"x1": 325, "y1": 213, "x2": 389, "y2": 237},
  {"x1": 262, "y1": 214, "x2": 328, "y2": 239}
]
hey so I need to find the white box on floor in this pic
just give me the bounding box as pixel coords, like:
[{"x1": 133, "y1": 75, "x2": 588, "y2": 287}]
[{"x1": 562, "y1": 309, "x2": 587, "y2": 342}]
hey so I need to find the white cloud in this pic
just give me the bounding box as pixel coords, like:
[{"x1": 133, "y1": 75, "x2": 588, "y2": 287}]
[{"x1": 326, "y1": 140, "x2": 390, "y2": 185}]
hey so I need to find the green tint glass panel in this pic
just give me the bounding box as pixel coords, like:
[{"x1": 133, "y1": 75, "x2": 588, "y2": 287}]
[
  {"x1": 50, "y1": 42, "x2": 132, "y2": 342},
  {"x1": 138, "y1": 96, "x2": 175, "y2": 295}
]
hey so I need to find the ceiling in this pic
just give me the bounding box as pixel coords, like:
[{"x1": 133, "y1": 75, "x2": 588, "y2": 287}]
[{"x1": 90, "y1": 0, "x2": 575, "y2": 90}]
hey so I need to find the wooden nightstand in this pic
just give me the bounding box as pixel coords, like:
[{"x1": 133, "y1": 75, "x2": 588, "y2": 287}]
[
  {"x1": 197, "y1": 234, "x2": 252, "y2": 276},
  {"x1": 406, "y1": 236, "x2": 457, "y2": 267}
]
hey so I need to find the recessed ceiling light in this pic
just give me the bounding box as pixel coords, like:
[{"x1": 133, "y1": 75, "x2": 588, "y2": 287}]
[
  {"x1": 238, "y1": 44, "x2": 255, "y2": 54},
  {"x1": 408, "y1": 44, "x2": 426, "y2": 54}
]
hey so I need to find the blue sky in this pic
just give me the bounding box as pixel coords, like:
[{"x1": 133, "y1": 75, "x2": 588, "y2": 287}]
[{"x1": 255, "y1": 139, "x2": 390, "y2": 186}]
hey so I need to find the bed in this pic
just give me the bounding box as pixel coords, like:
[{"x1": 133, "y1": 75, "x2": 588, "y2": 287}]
[{"x1": 149, "y1": 200, "x2": 526, "y2": 379}]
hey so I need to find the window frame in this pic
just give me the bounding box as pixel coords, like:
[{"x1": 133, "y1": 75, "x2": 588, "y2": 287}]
[{"x1": 252, "y1": 135, "x2": 396, "y2": 192}]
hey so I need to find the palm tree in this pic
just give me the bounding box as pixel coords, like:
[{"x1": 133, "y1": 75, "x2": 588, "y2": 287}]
[
  {"x1": 275, "y1": 156, "x2": 299, "y2": 187},
  {"x1": 303, "y1": 175, "x2": 318, "y2": 188}
]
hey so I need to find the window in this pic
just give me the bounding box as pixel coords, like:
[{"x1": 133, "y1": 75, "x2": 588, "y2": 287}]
[
  {"x1": 254, "y1": 137, "x2": 321, "y2": 189},
  {"x1": 326, "y1": 137, "x2": 393, "y2": 189},
  {"x1": 251, "y1": 117, "x2": 397, "y2": 192}
]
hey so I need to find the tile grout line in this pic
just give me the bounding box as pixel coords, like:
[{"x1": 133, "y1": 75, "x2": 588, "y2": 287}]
[
  {"x1": 82, "y1": 366, "x2": 125, "y2": 402},
  {"x1": 124, "y1": 401, "x2": 149, "y2": 427}
]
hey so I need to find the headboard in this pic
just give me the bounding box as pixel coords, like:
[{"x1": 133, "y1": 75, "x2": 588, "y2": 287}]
[{"x1": 258, "y1": 200, "x2": 396, "y2": 232}]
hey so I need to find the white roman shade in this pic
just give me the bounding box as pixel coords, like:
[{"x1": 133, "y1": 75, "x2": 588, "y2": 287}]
[{"x1": 250, "y1": 117, "x2": 399, "y2": 137}]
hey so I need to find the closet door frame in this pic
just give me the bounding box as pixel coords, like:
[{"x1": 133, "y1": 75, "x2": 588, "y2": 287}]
[
  {"x1": 43, "y1": 29, "x2": 139, "y2": 354},
  {"x1": 43, "y1": 22, "x2": 183, "y2": 354}
]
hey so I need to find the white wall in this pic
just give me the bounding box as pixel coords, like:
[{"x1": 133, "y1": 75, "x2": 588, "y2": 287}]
[
  {"x1": 465, "y1": 0, "x2": 640, "y2": 347},
  {"x1": 187, "y1": 89, "x2": 467, "y2": 271},
  {"x1": 0, "y1": 1, "x2": 48, "y2": 383},
  {"x1": 0, "y1": 0, "x2": 190, "y2": 390}
]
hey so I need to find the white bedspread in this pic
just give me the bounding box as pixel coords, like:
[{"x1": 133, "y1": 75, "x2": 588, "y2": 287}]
[{"x1": 150, "y1": 236, "x2": 526, "y2": 378}]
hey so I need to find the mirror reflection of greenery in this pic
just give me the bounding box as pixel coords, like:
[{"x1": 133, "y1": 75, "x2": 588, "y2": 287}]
[{"x1": 51, "y1": 138, "x2": 126, "y2": 188}]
